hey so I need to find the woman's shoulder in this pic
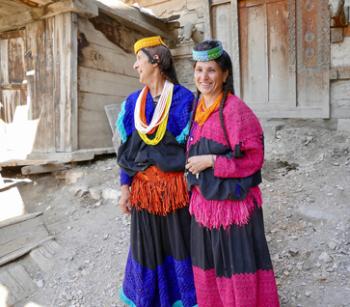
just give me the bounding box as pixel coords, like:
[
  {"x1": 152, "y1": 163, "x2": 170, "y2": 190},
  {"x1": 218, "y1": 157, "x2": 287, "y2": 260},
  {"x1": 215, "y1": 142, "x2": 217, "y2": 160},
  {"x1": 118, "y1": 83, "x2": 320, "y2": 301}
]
[
  {"x1": 225, "y1": 94, "x2": 257, "y2": 116},
  {"x1": 125, "y1": 89, "x2": 142, "y2": 104},
  {"x1": 173, "y1": 84, "x2": 194, "y2": 102},
  {"x1": 224, "y1": 94, "x2": 262, "y2": 128}
]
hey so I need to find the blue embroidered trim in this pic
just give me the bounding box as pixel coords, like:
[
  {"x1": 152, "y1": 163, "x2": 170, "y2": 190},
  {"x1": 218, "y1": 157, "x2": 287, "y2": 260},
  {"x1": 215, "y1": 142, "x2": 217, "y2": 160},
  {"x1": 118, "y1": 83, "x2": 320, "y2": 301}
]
[
  {"x1": 119, "y1": 288, "x2": 197, "y2": 307},
  {"x1": 122, "y1": 251, "x2": 197, "y2": 307},
  {"x1": 116, "y1": 100, "x2": 127, "y2": 143}
]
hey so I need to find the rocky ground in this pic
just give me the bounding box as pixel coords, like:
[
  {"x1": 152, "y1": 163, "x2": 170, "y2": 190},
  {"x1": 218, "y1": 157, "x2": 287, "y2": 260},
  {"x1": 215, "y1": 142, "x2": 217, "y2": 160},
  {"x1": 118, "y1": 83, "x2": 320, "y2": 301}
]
[{"x1": 1, "y1": 119, "x2": 350, "y2": 307}]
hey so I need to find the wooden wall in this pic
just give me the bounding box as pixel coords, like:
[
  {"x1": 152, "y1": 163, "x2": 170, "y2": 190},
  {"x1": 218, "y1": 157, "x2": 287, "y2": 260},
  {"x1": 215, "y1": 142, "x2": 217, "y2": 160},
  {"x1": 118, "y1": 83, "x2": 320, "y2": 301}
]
[{"x1": 77, "y1": 18, "x2": 140, "y2": 149}]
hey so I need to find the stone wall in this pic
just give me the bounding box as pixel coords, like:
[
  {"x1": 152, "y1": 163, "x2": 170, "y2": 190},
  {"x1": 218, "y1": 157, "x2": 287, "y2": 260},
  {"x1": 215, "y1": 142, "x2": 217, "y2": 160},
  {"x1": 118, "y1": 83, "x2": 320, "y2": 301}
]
[{"x1": 123, "y1": 0, "x2": 209, "y2": 91}]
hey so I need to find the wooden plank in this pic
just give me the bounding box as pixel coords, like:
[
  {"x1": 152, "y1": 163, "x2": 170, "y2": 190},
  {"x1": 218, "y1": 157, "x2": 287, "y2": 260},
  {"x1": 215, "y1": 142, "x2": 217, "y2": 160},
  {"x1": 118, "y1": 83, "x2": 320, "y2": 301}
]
[
  {"x1": 1, "y1": 221, "x2": 47, "y2": 250},
  {"x1": 0, "y1": 212, "x2": 42, "y2": 229},
  {"x1": 0, "y1": 8, "x2": 43, "y2": 32},
  {"x1": 26, "y1": 19, "x2": 56, "y2": 152},
  {"x1": 0, "y1": 38, "x2": 9, "y2": 84},
  {"x1": 211, "y1": 2, "x2": 233, "y2": 57},
  {"x1": 7, "y1": 264, "x2": 37, "y2": 294},
  {"x1": 267, "y1": 0, "x2": 295, "y2": 105},
  {"x1": 53, "y1": 13, "x2": 78, "y2": 152},
  {"x1": 0, "y1": 177, "x2": 31, "y2": 192},
  {"x1": 0, "y1": 236, "x2": 54, "y2": 266},
  {"x1": 331, "y1": 80, "x2": 350, "y2": 118},
  {"x1": 231, "y1": 0, "x2": 241, "y2": 97},
  {"x1": 296, "y1": 0, "x2": 330, "y2": 117},
  {"x1": 21, "y1": 163, "x2": 71, "y2": 175},
  {"x1": 79, "y1": 43, "x2": 137, "y2": 77},
  {"x1": 78, "y1": 92, "x2": 123, "y2": 149},
  {"x1": 96, "y1": 1, "x2": 178, "y2": 42},
  {"x1": 79, "y1": 66, "x2": 139, "y2": 96},
  {"x1": 8, "y1": 34, "x2": 25, "y2": 83},
  {"x1": 42, "y1": 0, "x2": 98, "y2": 19}
]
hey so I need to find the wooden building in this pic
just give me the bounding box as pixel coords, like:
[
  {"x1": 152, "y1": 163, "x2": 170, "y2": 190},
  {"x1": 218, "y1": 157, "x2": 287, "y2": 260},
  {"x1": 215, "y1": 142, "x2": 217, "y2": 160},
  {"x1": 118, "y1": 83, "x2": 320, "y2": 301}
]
[
  {"x1": 126, "y1": 0, "x2": 350, "y2": 122},
  {"x1": 0, "y1": 0, "x2": 177, "y2": 168}
]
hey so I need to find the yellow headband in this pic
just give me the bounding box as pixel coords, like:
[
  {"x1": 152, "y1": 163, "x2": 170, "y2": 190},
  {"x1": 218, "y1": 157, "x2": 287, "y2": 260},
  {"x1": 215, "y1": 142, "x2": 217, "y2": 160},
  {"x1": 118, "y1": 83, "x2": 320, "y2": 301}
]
[{"x1": 134, "y1": 36, "x2": 167, "y2": 54}]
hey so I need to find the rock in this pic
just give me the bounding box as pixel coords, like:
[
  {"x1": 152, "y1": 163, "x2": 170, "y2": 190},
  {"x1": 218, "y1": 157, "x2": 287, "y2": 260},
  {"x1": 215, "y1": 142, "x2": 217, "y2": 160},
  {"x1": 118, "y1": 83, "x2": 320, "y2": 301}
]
[
  {"x1": 74, "y1": 186, "x2": 89, "y2": 198},
  {"x1": 94, "y1": 201, "x2": 102, "y2": 207},
  {"x1": 89, "y1": 188, "x2": 101, "y2": 200},
  {"x1": 328, "y1": 241, "x2": 337, "y2": 250},
  {"x1": 288, "y1": 248, "x2": 299, "y2": 256},
  {"x1": 102, "y1": 188, "x2": 120, "y2": 200},
  {"x1": 305, "y1": 291, "x2": 311, "y2": 297},
  {"x1": 319, "y1": 252, "x2": 332, "y2": 263},
  {"x1": 63, "y1": 170, "x2": 84, "y2": 184},
  {"x1": 35, "y1": 279, "x2": 44, "y2": 288}
]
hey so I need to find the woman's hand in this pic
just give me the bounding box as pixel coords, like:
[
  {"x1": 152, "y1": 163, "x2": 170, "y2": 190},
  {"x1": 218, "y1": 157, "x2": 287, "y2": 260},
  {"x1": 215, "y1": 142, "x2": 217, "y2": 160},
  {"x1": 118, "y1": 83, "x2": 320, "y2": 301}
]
[
  {"x1": 185, "y1": 155, "x2": 216, "y2": 175},
  {"x1": 119, "y1": 185, "x2": 131, "y2": 214}
]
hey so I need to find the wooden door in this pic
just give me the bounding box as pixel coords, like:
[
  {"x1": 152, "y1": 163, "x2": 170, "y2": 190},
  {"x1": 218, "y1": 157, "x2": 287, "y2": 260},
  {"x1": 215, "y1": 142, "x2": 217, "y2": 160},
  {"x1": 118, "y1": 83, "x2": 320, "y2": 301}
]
[
  {"x1": 0, "y1": 30, "x2": 27, "y2": 123},
  {"x1": 238, "y1": 0, "x2": 297, "y2": 115},
  {"x1": 211, "y1": 0, "x2": 330, "y2": 118}
]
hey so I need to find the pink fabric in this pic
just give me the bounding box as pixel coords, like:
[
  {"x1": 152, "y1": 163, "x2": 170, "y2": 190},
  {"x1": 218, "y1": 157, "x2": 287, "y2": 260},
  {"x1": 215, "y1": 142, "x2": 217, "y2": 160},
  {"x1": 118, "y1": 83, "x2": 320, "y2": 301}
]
[
  {"x1": 189, "y1": 186, "x2": 262, "y2": 229},
  {"x1": 189, "y1": 94, "x2": 264, "y2": 179},
  {"x1": 193, "y1": 266, "x2": 280, "y2": 307}
]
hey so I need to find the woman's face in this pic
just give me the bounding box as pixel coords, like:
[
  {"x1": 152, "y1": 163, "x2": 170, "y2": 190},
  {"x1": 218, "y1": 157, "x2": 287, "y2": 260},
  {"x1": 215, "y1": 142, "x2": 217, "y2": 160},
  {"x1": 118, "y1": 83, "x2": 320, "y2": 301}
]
[
  {"x1": 194, "y1": 60, "x2": 228, "y2": 98},
  {"x1": 133, "y1": 50, "x2": 155, "y2": 84}
]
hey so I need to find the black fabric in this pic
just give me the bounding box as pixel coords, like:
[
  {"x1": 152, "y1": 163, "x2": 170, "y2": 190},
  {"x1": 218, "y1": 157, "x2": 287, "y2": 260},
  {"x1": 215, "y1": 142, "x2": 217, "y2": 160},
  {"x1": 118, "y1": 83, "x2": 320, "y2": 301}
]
[
  {"x1": 190, "y1": 205, "x2": 273, "y2": 277},
  {"x1": 186, "y1": 137, "x2": 261, "y2": 200},
  {"x1": 117, "y1": 130, "x2": 186, "y2": 176},
  {"x1": 130, "y1": 206, "x2": 192, "y2": 270}
]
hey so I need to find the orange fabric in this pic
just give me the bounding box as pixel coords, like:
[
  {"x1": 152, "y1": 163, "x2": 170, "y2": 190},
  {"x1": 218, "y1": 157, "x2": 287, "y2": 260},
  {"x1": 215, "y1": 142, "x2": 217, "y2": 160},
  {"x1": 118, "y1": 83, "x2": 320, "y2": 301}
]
[
  {"x1": 194, "y1": 93, "x2": 223, "y2": 126},
  {"x1": 130, "y1": 166, "x2": 189, "y2": 215}
]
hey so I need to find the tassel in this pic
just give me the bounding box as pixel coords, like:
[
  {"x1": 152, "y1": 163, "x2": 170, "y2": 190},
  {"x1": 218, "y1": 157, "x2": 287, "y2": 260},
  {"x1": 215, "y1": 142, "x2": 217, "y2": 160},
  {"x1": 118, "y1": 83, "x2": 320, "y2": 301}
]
[{"x1": 130, "y1": 166, "x2": 189, "y2": 215}]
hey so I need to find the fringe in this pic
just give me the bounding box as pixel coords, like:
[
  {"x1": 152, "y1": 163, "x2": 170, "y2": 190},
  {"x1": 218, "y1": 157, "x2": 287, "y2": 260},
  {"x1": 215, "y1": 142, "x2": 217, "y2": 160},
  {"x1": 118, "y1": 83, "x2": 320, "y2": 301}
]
[
  {"x1": 130, "y1": 166, "x2": 189, "y2": 215},
  {"x1": 189, "y1": 186, "x2": 262, "y2": 229}
]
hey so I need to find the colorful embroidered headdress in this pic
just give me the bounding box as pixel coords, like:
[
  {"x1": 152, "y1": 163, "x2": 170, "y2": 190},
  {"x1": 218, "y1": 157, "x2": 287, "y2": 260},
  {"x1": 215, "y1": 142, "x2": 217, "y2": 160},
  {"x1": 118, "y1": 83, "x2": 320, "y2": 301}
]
[
  {"x1": 192, "y1": 41, "x2": 224, "y2": 61},
  {"x1": 134, "y1": 36, "x2": 167, "y2": 54}
]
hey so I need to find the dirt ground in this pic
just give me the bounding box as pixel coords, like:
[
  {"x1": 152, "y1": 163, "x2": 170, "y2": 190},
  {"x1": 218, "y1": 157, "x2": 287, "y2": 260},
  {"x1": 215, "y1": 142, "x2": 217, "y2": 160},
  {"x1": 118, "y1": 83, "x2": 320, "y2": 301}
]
[{"x1": 2, "y1": 119, "x2": 350, "y2": 307}]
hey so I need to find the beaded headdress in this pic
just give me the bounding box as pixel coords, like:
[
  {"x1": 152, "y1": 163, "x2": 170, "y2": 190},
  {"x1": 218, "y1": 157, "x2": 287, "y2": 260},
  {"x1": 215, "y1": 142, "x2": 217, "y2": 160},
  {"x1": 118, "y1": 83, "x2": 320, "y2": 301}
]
[
  {"x1": 134, "y1": 36, "x2": 167, "y2": 54},
  {"x1": 192, "y1": 41, "x2": 224, "y2": 61}
]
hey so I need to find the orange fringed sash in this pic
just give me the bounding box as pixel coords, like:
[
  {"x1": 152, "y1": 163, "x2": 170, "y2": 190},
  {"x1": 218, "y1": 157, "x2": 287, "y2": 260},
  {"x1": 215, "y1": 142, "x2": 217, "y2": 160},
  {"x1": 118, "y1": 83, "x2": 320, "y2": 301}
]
[{"x1": 130, "y1": 166, "x2": 189, "y2": 215}]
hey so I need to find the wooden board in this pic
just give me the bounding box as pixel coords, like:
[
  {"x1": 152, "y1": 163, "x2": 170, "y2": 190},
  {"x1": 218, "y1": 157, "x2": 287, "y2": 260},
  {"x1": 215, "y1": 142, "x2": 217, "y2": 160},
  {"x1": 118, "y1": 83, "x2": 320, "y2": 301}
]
[
  {"x1": 78, "y1": 92, "x2": 124, "y2": 149},
  {"x1": 0, "y1": 264, "x2": 37, "y2": 306},
  {"x1": 25, "y1": 19, "x2": 56, "y2": 152},
  {"x1": 0, "y1": 212, "x2": 53, "y2": 266}
]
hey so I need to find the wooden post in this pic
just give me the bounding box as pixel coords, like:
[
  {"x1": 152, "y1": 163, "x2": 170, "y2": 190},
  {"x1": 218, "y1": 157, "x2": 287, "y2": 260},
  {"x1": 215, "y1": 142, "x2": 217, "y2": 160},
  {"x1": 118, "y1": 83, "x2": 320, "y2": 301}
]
[{"x1": 53, "y1": 12, "x2": 78, "y2": 152}]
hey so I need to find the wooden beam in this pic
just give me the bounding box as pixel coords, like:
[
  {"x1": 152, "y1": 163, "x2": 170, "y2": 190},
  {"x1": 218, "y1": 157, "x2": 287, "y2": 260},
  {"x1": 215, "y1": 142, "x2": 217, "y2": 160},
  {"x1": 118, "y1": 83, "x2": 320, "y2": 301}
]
[
  {"x1": 21, "y1": 163, "x2": 71, "y2": 175},
  {"x1": 0, "y1": 8, "x2": 43, "y2": 32},
  {"x1": 95, "y1": 1, "x2": 178, "y2": 42},
  {"x1": 42, "y1": 0, "x2": 98, "y2": 19},
  {"x1": 0, "y1": 0, "x2": 98, "y2": 32}
]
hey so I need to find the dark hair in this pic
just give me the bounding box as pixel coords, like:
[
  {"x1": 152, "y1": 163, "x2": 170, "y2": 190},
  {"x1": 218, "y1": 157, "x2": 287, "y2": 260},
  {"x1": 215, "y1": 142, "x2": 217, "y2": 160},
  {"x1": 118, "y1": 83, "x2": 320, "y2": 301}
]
[
  {"x1": 193, "y1": 40, "x2": 234, "y2": 146},
  {"x1": 141, "y1": 45, "x2": 179, "y2": 84}
]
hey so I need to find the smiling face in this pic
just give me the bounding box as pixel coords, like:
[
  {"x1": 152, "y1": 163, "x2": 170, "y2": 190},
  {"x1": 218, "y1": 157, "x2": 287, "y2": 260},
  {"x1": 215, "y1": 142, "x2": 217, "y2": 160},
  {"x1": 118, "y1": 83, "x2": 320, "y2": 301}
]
[
  {"x1": 133, "y1": 50, "x2": 157, "y2": 85},
  {"x1": 194, "y1": 60, "x2": 228, "y2": 103}
]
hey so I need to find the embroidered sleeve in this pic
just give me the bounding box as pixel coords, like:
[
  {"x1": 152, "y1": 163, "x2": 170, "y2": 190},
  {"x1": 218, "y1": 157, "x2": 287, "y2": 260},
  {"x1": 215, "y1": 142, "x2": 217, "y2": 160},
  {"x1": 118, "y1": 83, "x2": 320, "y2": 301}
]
[
  {"x1": 116, "y1": 98, "x2": 134, "y2": 186},
  {"x1": 116, "y1": 100, "x2": 127, "y2": 143},
  {"x1": 213, "y1": 102, "x2": 264, "y2": 178},
  {"x1": 170, "y1": 86, "x2": 194, "y2": 143}
]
